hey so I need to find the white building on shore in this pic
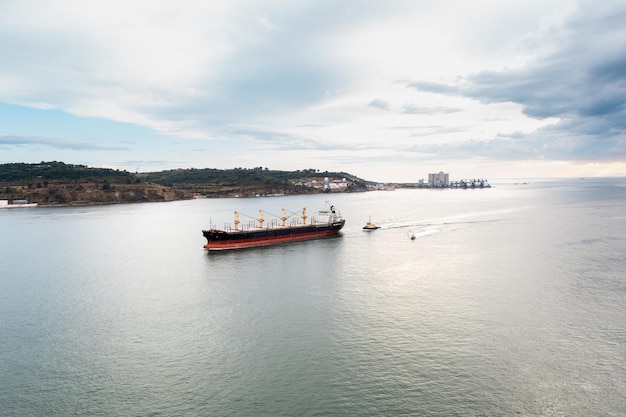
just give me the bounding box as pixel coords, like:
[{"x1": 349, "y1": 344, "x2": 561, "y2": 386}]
[{"x1": 428, "y1": 172, "x2": 449, "y2": 188}]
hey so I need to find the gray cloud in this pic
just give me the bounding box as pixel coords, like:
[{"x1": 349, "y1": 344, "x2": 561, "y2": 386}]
[
  {"x1": 368, "y1": 99, "x2": 390, "y2": 111},
  {"x1": 402, "y1": 105, "x2": 461, "y2": 115},
  {"x1": 405, "y1": 0, "x2": 626, "y2": 162},
  {"x1": 407, "y1": 81, "x2": 460, "y2": 96},
  {"x1": 403, "y1": 130, "x2": 626, "y2": 163},
  {"x1": 225, "y1": 126, "x2": 364, "y2": 152},
  {"x1": 0, "y1": 135, "x2": 128, "y2": 151}
]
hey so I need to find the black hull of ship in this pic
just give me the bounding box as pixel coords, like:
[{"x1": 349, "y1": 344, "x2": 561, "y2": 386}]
[{"x1": 203, "y1": 220, "x2": 345, "y2": 250}]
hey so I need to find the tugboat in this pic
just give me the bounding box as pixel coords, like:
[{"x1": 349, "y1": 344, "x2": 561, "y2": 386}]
[{"x1": 362, "y1": 216, "x2": 380, "y2": 231}]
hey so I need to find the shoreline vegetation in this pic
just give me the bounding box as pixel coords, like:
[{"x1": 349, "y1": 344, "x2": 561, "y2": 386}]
[{"x1": 0, "y1": 162, "x2": 379, "y2": 207}]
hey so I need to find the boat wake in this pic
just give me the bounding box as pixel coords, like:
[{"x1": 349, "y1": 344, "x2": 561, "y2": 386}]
[
  {"x1": 408, "y1": 228, "x2": 440, "y2": 240},
  {"x1": 377, "y1": 206, "x2": 530, "y2": 231}
]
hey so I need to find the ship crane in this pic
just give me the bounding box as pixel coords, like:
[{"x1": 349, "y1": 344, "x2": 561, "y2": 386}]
[{"x1": 203, "y1": 202, "x2": 345, "y2": 250}]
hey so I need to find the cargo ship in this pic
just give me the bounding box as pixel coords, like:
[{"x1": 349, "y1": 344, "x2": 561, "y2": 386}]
[{"x1": 202, "y1": 202, "x2": 345, "y2": 250}]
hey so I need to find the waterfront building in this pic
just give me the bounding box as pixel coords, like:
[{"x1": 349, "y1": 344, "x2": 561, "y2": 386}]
[{"x1": 428, "y1": 172, "x2": 449, "y2": 187}]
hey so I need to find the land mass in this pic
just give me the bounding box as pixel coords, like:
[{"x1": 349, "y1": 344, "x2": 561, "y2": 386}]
[{"x1": 0, "y1": 162, "x2": 376, "y2": 206}]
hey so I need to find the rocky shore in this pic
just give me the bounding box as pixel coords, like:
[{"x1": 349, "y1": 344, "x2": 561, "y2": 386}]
[{"x1": 1, "y1": 181, "x2": 191, "y2": 207}]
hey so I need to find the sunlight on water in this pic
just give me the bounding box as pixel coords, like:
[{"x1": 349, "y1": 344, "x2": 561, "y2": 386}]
[{"x1": 1, "y1": 178, "x2": 625, "y2": 416}]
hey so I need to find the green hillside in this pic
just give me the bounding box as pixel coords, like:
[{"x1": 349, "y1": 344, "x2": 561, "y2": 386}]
[{"x1": 0, "y1": 162, "x2": 371, "y2": 205}]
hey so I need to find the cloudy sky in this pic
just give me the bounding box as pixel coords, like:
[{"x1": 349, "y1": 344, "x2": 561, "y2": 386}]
[{"x1": 1, "y1": 0, "x2": 625, "y2": 181}]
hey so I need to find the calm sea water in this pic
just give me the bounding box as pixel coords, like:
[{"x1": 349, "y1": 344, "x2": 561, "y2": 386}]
[{"x1": 1, "y1": 178, "x2": 625, "y2": 416}]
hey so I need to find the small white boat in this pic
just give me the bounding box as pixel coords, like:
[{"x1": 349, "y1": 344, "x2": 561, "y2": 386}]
[{"x1": 0, "y1": 199, "x2": 38, "y2": 209}]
